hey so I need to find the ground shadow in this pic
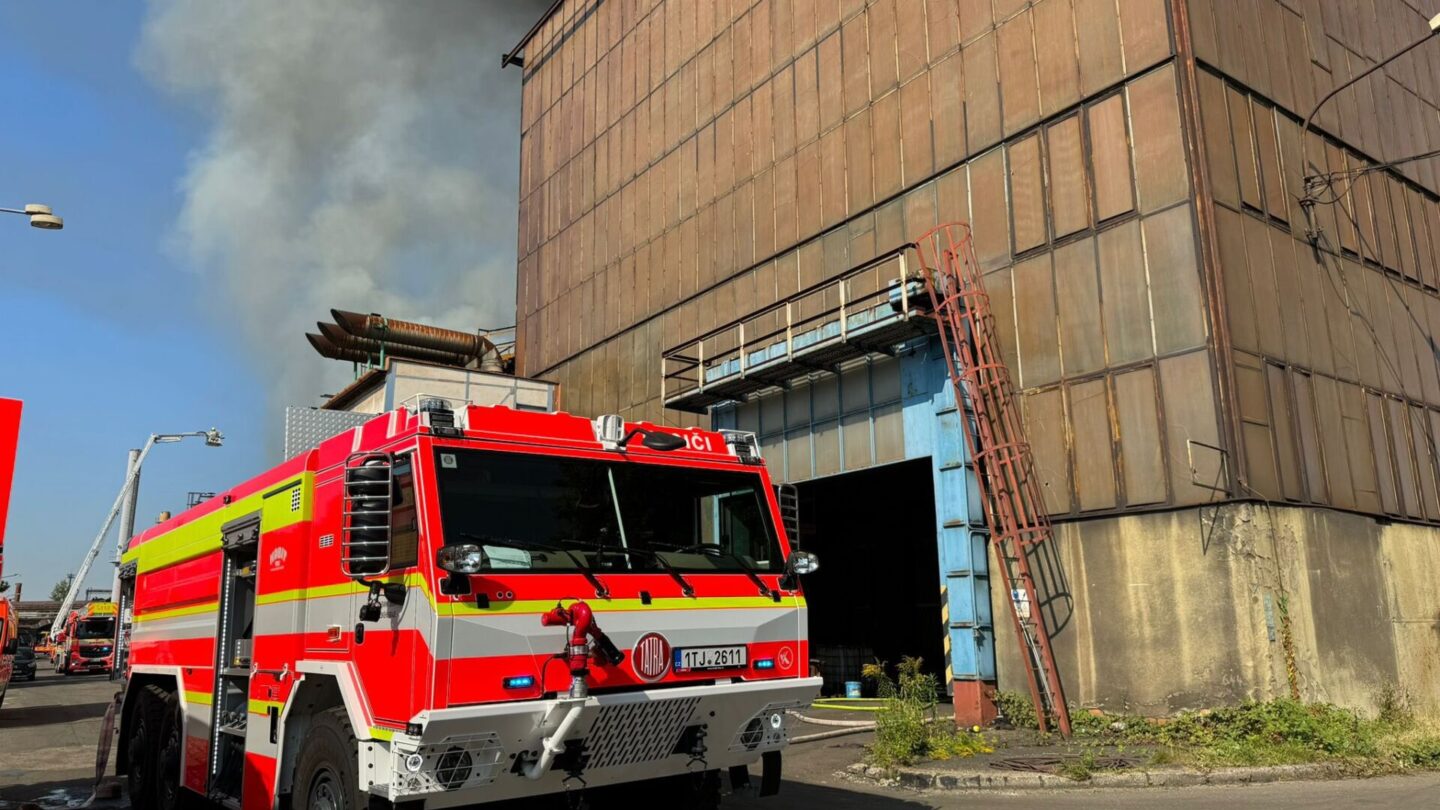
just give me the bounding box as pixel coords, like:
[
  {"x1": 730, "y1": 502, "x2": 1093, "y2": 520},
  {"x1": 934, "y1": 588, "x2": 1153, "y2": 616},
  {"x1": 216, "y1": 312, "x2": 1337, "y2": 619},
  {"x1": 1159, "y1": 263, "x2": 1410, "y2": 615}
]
[
  {"x1": 0, "y1": 701, "x2": 109, "y2": 729},
  {"x1": 487, "y1": 780, "x2": 937, "y2": 810},
  {"x1": 0, "y1": 776, "x2": 106, "y2": 808},
  {"x1": 1024, "y1": 528, "x2": 1074, "y2": 641},
  {"x1": 7, "y1": 674, "x2": 113, "y2": 691}
]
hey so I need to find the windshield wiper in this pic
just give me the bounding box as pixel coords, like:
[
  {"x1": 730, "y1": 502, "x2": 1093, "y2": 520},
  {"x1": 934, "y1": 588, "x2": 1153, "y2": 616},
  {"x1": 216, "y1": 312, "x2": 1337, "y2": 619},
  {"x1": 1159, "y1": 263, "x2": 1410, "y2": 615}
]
[
  {"x1": 653, "y1": 543, "x2": 779, "y2": 602},
  {"x1": 457, "y1": 533, "x2": 610, "y2": 599},
  {"x1": 575, "y1": 541, "x2": 696, "y2": 598}
]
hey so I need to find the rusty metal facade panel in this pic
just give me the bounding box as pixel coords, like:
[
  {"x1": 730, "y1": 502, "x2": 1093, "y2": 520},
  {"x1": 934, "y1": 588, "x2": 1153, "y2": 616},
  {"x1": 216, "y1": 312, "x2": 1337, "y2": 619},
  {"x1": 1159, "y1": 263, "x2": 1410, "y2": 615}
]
[
  {"x1": 1114, "y1": 367, "x2": 1167, "y2": 505},
  {"x1": 1142, "y1": 205, "x2": 1207, "y2": 354},
  {"x1": 1024, "y1": 388, "x2": 1073, "y2": 514},
  {"x1": 1087, "y1": 95, "x2": 1134, "y2": 222},
  {"x1": 1096, "y1": 220, "x2": 1151, "y2": 366},
  {"x1": 1069, "y1": 378, "x2": 1118, "y2": 510},
  {"x1": 1160, "y1": 350, "x2": 1224, "y2": 506},
  {"x1": 1128, "y1": 65, "x2": 1191, "y2": 213},
  {"x1": 1054, "y1": 238, "x2": 1104, "y2": 378},
  {"x1": 1046, "y1": 116, "x2": 1088, "y2": 239}
]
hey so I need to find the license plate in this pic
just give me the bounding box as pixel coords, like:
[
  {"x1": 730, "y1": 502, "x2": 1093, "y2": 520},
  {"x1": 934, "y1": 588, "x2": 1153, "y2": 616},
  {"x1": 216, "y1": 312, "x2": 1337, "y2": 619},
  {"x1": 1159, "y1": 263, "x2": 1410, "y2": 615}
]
[{"x1": 674, "y1": 645, "x2": 747, "y2": 672}]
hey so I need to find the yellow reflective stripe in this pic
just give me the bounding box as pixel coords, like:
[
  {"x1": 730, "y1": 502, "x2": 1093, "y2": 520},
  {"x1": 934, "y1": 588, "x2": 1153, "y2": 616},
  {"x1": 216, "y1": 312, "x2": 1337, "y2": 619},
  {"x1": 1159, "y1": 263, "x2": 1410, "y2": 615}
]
[
  {"x1": 440, "y1": 595, "x2": 807, "y2": 616},
  {"x1": 255, "y1": 572, "x2": 428, "y2": 607},
  {"x1": 369, "y1": 726, "x2": 395, "y2": 741},
  {"x1": 185, "y1": 690, "x2": 213, "y2": 706},
  {"x1": 135, "y1": 601, "x2": 218, "y2": 623},
  {"x1": 255, "y1": 572, "x2": 803, "y2": 614},
  {"x1": 249, "y1": 699, "x2": 284, "y2": 716},
  {"x1": 124, "y1": 473, "x2": 314, "y2": 573}
]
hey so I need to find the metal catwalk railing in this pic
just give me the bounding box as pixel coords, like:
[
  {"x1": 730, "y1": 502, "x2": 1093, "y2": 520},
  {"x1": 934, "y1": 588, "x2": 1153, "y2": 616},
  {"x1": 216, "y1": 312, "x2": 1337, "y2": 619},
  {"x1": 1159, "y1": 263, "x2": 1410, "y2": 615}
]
[
  {"x1": 913, "y1": 222, "x2": 1072, "y2": 737},
  {"x1": 661, "y1": 245, "x2": 932, "y2": 412}
]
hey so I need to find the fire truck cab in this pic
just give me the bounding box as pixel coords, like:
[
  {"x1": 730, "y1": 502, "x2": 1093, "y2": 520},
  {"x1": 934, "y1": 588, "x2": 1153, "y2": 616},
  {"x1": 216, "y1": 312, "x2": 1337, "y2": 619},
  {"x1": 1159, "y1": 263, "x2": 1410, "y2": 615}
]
[
  {"x1": 118, "y1": 402, "x2": 821, "y2": 809},
  {"x1": 58, "y1": 600, "x2": 116, "y2": 676}
]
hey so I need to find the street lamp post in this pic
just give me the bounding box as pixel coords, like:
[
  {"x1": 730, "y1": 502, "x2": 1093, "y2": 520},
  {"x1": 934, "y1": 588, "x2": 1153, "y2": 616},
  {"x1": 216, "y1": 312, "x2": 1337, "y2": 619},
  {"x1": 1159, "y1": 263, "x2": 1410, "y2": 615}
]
[
  {"x1": 104, "y1": 430, "x2": 224, "y2": 678},
  {"x1": 50, "y1": 429, "x2": 223, "y2": 643},
  {"x1": 0, "y1": 203, "x2": 63, "y2": 230}
]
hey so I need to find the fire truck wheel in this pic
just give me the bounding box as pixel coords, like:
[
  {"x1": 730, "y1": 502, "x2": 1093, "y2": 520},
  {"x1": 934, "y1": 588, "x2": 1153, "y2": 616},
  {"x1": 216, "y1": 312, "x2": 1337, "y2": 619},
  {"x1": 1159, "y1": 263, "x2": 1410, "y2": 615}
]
[
  {"x1": 294, "y1": 707, "x2": 363, "y2": 810},
  {"x1": 156, "y1": 691, "x2": 188, "y2": 810},
  {"x1": 126, "y1": 685, "x2": 169, "y2": 809}
]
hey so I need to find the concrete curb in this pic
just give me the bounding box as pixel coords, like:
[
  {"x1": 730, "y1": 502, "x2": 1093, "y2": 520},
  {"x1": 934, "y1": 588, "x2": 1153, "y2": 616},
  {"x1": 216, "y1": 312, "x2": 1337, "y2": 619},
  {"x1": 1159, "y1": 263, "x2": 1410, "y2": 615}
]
[{"x1": 844, "y1": 761, "x2": 1341, "y2": 791}]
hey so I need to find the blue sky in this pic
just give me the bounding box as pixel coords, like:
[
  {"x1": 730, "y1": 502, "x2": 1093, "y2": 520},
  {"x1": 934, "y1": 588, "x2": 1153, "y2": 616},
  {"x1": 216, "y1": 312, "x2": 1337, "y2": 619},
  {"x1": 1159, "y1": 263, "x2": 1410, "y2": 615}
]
[
  {"x1": 0, "y1": 3, "x2": 537, "y2": 601},
  {"x1": 0, "y1": 4, "x2": 270, "y2": 600}
]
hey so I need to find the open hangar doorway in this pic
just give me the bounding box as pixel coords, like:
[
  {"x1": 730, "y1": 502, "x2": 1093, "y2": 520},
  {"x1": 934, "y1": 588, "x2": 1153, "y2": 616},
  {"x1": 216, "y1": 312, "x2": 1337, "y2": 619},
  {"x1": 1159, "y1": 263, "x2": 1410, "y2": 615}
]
[{"x1": 791, "y1": 458, "x2": 947, "y2": 698}]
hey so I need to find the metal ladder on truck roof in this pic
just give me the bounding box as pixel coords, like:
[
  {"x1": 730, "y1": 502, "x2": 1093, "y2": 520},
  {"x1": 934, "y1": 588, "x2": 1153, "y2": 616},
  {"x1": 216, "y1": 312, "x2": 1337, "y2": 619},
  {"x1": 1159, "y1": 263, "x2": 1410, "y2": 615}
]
[{"x1": 912, "y1": 223, "x2": 1072, "y2": 737}]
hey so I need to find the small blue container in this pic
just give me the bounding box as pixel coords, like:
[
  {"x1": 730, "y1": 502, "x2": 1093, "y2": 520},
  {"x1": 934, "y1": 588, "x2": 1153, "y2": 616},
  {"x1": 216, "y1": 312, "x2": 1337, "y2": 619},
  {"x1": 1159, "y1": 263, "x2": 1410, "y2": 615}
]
[{"x1": 844, "y1": 680, "x2": 862, "y2": 699}]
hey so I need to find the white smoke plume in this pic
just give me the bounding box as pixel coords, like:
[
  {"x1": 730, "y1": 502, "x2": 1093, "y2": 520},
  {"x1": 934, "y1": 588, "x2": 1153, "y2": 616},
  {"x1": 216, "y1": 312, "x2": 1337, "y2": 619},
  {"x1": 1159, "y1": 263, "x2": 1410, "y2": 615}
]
[{"x1": 138, "y1": 0, "x2": 545, "y2": 414}]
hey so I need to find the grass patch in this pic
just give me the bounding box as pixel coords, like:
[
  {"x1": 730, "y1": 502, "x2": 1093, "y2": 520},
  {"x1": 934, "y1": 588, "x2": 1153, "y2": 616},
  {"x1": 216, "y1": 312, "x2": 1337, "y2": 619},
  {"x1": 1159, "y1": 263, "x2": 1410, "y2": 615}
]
[
  {"x1": 862, "y1": 657, "x2": 994, "y2": 767},
  {"x1": 1070, "y1": 694, "x2": 1440, "y2": 774}
]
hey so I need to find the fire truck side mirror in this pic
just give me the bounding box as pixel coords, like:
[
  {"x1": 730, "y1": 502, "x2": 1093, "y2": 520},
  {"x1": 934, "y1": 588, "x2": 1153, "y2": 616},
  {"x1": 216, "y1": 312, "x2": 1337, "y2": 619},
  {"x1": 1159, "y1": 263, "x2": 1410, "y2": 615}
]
[{"x1": 779, "y1": 551, "x2": 819, "y2": 591}]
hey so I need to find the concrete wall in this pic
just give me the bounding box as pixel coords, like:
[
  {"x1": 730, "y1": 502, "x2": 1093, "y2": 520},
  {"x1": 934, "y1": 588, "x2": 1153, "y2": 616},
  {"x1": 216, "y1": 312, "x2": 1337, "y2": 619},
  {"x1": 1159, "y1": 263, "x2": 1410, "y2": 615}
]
[{"x1": 994, "y1": 502, "x2": 1440, "y2": 718}]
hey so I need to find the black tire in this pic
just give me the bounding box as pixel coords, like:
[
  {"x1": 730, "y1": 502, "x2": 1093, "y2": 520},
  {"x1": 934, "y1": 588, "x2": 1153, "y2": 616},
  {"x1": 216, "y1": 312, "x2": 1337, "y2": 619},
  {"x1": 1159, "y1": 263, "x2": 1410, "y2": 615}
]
[
  {"x1": 155, "y1": 690, "x2": 188, "y2": 810},
  {"x1": 126, "y1": 684, "x2": 170, "y2": 809},
  {"x1": 293, "y1": 707, "x2": 364, "y2": 810}
]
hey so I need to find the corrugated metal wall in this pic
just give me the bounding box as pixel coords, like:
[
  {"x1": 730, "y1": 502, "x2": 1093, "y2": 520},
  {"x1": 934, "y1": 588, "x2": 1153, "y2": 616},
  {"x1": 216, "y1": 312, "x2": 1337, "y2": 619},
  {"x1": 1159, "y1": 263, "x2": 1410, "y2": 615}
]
[
  {"x1": 513, "y1": 0, "x2": 1234, "y2": 517},
  {"x1": 1191, "y1": 0, "x2": 1440, "y2": 523}
]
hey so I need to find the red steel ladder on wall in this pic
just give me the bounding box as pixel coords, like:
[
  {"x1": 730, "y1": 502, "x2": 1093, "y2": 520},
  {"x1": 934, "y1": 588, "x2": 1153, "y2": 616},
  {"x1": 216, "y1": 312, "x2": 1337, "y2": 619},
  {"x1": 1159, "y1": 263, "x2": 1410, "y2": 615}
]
[{"x1": 913, "y1": 223, "x2": 1072, "y2": 737}]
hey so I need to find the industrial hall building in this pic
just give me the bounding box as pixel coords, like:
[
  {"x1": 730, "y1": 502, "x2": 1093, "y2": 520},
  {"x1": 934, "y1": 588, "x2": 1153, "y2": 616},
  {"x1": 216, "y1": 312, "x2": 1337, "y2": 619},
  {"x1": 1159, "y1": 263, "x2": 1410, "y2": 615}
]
[{"x1": 505, "y1": 0, "x2": 1440, "y2": 724}]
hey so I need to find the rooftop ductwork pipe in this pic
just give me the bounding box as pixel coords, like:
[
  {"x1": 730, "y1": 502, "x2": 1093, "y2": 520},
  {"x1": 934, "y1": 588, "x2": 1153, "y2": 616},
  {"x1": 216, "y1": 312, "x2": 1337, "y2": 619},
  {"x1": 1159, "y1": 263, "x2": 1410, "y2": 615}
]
[
  {"x1": 308, "y1": 331, "x2": 487, "y2": 369},
  {"x1": 307, "y1": 333, "x2": 379, "y2": 365},
  {"x1": 316, "y1": 322, "x2": 475, "y2": 367},
  {"x1": 330, "y1": 309, "x2": 504, "y2": 373}
]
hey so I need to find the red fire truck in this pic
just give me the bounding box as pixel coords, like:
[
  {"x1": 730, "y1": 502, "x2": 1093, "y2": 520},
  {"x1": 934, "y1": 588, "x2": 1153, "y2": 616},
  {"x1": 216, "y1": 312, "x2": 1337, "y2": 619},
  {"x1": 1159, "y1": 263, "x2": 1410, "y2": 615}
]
[
  {"x1": 117, "y1": 401, "x2": 821, "y2": 809},
  {"x1": 57, "y1": 600, "x2": 117, "y2": 675},
  {"x1": 0, "y1": 597, "x2": 17, "y2": 707}
]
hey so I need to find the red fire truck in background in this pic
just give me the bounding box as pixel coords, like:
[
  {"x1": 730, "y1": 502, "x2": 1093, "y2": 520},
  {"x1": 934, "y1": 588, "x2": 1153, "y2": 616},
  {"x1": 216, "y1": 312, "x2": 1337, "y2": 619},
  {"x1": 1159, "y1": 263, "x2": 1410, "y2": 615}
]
[
  {"x1": 0, "y1": 597, "x2": 17, "y2": 707},
  {"x1": 117, "y1": 401, "x2": 821, "y2": 809},
  {"x1": 57, "y1": 600, "x2": 117, "y2": 675}
]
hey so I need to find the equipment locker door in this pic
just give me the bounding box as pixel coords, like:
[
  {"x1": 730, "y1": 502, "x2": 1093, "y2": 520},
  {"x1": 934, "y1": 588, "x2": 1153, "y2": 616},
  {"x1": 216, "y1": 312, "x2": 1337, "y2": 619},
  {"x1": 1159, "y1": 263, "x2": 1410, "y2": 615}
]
[
  {"x1": 209, "y1": 514, "x2": 260, "y2": 807},
  {"x1": 365, "y1": 451, "x2": 427, "y2": 725}
]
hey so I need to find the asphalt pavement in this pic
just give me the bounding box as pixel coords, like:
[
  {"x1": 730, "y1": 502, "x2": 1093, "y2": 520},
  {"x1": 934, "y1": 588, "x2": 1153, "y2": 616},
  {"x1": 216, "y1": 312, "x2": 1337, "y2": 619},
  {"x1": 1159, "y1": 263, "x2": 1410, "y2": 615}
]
[{"x1": 4, "y1": 664, "x2": 1439, "y2": 809}]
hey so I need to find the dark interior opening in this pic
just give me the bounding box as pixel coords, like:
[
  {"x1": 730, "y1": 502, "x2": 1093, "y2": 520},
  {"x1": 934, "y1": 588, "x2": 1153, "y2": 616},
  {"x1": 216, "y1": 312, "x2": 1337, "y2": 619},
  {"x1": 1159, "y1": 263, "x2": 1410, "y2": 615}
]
[{"x1": 794, "y1": 458, "x2": 947, "y2": 698}]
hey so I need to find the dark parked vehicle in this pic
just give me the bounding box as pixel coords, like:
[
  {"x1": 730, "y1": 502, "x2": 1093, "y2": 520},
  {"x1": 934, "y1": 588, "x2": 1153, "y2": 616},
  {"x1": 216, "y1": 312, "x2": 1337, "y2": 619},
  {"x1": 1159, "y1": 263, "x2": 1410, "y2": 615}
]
[{"x1": 13, "y1": 642, "x2": 35, "y2": 681}]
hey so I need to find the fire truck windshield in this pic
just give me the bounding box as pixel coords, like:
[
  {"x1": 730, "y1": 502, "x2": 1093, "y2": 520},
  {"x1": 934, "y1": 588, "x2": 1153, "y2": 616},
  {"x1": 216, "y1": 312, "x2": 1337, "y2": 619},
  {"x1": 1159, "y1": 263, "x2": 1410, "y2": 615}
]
[
  {"x1": 76, "y1": 618, "x2": 114, "y2": 640},
  {"x1": 433, "y1": 448, "x2": 784, "y2": 574}
]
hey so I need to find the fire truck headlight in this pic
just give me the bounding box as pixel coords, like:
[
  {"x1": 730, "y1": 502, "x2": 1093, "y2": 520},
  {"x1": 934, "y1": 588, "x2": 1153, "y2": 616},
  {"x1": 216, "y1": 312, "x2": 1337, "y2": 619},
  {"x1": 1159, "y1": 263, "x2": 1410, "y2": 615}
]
[
  {"x1": 436, "y1": 544, "x2": 487, "y2": 574},
  {"x1": 404, "y1": 753, "x2": 425, "y2": 773},
  {"x1": 769, "y1": 712, "x2": 784, "y2": 730}
]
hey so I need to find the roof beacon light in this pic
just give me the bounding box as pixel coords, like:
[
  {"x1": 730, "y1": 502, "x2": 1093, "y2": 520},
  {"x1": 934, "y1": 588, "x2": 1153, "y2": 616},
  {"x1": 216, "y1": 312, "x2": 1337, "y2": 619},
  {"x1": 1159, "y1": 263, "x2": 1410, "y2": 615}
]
[
  {"x1": 720, "y1": 429, "x2": 762, "y2": 464},
  {"x1": 593, "y1": 414, "x2": 625, "y2": 448}
]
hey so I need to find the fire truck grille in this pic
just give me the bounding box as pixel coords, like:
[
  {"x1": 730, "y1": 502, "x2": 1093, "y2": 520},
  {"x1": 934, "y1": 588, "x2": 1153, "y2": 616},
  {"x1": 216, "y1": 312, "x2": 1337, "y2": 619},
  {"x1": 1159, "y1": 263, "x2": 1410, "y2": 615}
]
[{"x1": 583, "y1": 697, "x2": 701, "y2": 770}]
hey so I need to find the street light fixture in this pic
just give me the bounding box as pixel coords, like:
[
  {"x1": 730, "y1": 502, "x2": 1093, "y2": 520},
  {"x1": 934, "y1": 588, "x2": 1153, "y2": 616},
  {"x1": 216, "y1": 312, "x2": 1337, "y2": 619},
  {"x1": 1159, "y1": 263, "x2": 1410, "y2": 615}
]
[{"x1": 0, "y1": 203, "x2": 64, "y2": 230}]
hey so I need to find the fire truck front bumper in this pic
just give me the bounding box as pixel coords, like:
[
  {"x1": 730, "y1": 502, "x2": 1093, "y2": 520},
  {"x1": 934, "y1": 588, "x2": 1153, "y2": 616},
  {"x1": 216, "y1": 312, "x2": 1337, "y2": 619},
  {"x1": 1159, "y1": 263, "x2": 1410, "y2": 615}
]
[
  {"x1": 68, "y1": 653, "x2": 113, "y2": 673},
  {"x1": 368, "y1": 676, "x2": 822, "y2": 806}
]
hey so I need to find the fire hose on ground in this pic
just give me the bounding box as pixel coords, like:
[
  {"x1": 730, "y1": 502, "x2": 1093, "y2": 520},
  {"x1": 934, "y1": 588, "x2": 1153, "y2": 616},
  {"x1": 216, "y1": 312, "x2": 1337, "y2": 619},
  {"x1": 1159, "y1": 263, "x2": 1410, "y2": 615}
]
[{"x1": 787, "y1": 697, "x2": 882, "y2": 743}]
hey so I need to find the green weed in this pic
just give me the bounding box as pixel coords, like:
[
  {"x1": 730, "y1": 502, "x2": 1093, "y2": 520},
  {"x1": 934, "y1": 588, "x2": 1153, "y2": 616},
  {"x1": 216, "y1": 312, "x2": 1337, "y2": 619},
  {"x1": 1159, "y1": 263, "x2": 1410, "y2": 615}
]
[{"x1": 862, "y1": 657, "x2": 994, "y2": 767}]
